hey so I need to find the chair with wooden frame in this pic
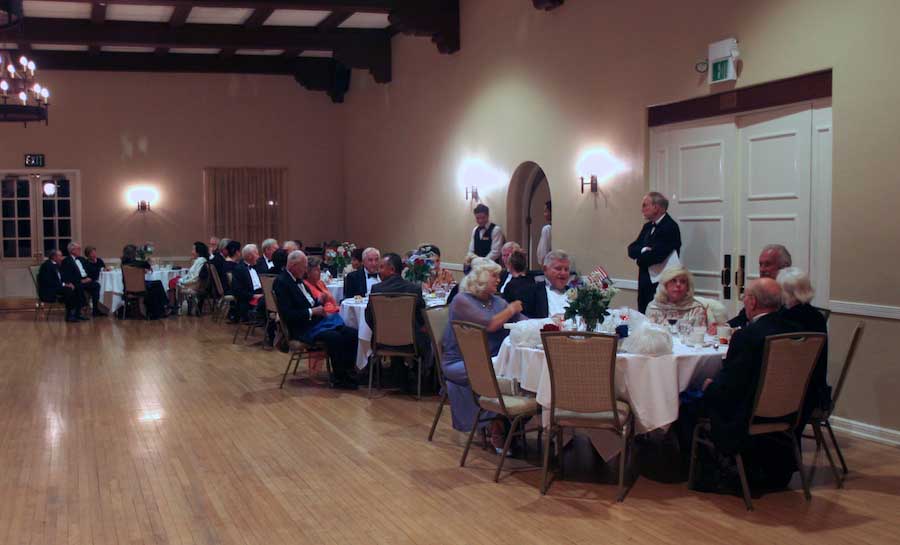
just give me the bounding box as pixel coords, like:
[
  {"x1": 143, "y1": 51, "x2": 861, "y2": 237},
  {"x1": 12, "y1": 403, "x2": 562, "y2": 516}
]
[
  {"x1": 208, "y1": 265, "x2": 235, "y2": 324},
  {"x1": 121, "y1": 265, "x2": 149, "y2": 320},
  {"x1": 689, "y1": 332, "x2": 826, "y2": 511},
  {"x1": 424, "y1": 304, "x2": 450, "y2": 441},
  {"x1": 368, "y1": 293, "x2": 425, "y2": 399},
  {"x1": 807, "y1": 321, "x2": 864, "y2": 488},
  {"x1": 269, "y1": 289, "x2": 331, "y2": 388},
  {"x1": 540, "y1": 331, "x2": 635, "y2": 500},
  {"x1": 813, "y1": 306, "x2": 832, "y2": 323},
  {"x1": 232, "y1": 275, "x2": 276, "y2": 345},
  {"x1": 29, "y1": 265, "x2": 64, "y2": 321},
  {"x1": 453, "y1": 320, "x2": 540, "y2": 483}
]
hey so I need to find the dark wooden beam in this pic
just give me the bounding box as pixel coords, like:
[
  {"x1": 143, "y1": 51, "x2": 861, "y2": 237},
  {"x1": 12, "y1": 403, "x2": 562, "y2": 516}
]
[
  {"x1": 281, "y1": 47, "x2": 302, "y2": 58},
  {"x1": 10, "y1": 17, "x2": 390, "y2": 52},
  {"x1": 389, "y1": 0, "x2": 459, "y2": 54},
  {"x1": 532, "y1": 0, "x2": 564, "y2": 10},
  {"x1": 169, "y1": 5, "x2": 192, "y2": 27},
  {"x1": 90, "y1": 2, "x2": 107, "y2": 25},
  {"x1": 48, "y1": 1, "x2": 396, "y2": 13},
  {"x1": 317, "y1": 10, "x2": 353, "y2": 31},
  {"x1": 244, "y1": 8, "x2": 275, "y2": 29}
]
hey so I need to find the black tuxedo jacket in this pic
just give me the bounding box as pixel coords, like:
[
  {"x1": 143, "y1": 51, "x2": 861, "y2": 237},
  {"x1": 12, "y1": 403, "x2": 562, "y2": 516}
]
[
  {"x1": 254, "y1": 258, "x2": 274, "y2": 276},
  {"x1": 84, "y1": 258, "x2": 105, "y2": 282},
  {"x1": 232, "y1": 262, "x2": 261, "y2": 300},
  {"x1": 37, "y1": 260, "x2": 64, "y2": 302},
  {"x1": 344, "y1": 268, "x2": 377, "y2": 300},
  {"x1": 526, "y1": 281, "x2": 552, "y2": 319},
  {"x1": 273, "y1": 270, "x2": 319, "y2": 340},
  {"x1": 364, "y1": 275, "x2": 426, "y2": 331},
  {"x1": 503, "y1": 276, "x2": 535, "y2": 313},
  {"x1": 704, "y1": 312, "x2": 801, "y2": 454},
  {"x1": 627, "y1": 213, "x2": 682, "y2": 273},
  {"x1": 60, "y1": 256, "x2": 89, "y2": 286},
  {"x1": 781, "y1": 303, "x2": 830, "y2": 417}
]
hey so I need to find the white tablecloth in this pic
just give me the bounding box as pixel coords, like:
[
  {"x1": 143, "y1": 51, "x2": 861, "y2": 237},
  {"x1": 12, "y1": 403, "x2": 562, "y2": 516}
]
[
  {"x1": 326, "y1": 281, "x2": 343, "y2": 302},
  {"x1": 494, "y1": 335, "x2": 725, "y2": 434},
  {"x1": 341, "y1": 295, "x2": 447, "y2": 370},
  {"x1": 98, "y1": 268, "x2": 182, "y2": 311}
]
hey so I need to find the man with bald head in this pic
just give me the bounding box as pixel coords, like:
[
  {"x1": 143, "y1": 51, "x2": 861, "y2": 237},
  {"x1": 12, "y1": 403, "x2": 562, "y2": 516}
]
[
  {"x1": 695, "y1": 277, "x2": 802, "y2": 492},
  {"x1": 728, "y1": 244, "x2": 793, "y2": 328}
]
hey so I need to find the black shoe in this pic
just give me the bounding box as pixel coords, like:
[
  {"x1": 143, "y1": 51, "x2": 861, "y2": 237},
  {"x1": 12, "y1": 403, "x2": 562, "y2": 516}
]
[
  {"x1": 77, "y1": 315, "x2": 90, "y2": 321},
  {"x1": 331, "y1": 378, "x2": 359, "y2": 391},
  {"x1": 66, "y1": 315, "x2": 82, "y2": 323}
]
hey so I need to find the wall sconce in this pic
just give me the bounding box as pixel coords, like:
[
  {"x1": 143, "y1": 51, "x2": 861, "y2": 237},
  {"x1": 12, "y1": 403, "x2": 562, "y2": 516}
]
[
  {"x1": 465, "y1": 185, "x2": 479, "y2": 201},
  {"x1": 580, "y1": 175, "x2": 598, "y2": 194},
  {"x1": 126, "y1": 185, "x2": 159, "y2": 212},
  {"x1": 137, "y1": 200, "x2": 151, "y2": 212}
]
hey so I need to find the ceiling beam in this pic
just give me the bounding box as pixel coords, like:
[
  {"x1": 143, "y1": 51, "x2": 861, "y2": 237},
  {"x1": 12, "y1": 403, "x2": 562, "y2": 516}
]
[
  {"x1": 390, "y1": 0, "x2": 458, "y2": 54},
  {"x1": 169, "y1": 5, "x2": 192, "y2": 27},
  {"x1": 45, "y1": 1, "x2": 396, "y2": 13},
  {"x1": 244, "y1": 8, "x2": 275, "y2": 29},
  {"x1": 316, "y1": 10, "x2": 353, "y2": 31},
  {"x1": 90, "y1": 2, "x2": 107, "y2": 25}
]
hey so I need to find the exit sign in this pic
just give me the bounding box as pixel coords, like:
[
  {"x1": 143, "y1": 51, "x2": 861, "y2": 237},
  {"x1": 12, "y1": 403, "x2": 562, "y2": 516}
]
[
  {"x1": 24, "y1": 154, "x2": 45, "y2": 167},
  {"x1": 708, "y1": 37, "x2": 739, "y2": 85},
  {"x1": 711, "y1": 59, "x2": 730, "y2": 82}
]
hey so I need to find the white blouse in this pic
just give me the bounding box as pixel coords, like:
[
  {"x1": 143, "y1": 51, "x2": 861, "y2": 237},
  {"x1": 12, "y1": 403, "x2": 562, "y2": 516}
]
[{"x1": 179, "y1": 257, "x2": 207, "y2": 288}]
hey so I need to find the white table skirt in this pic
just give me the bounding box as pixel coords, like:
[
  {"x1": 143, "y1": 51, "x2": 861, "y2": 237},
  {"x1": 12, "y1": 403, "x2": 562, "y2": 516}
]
[
  {"x1": 98, "y1": 268, "x2": 182, "y2": 311},
  {"x1": 326, "y1": 281, "x2": 343, "y2": 302},
  {"x1": 494, "y1": 336, "x2": 725, "y2": 434},
  {"x1": 341, "y1": 296, "x2": 447, "y2": 370}
]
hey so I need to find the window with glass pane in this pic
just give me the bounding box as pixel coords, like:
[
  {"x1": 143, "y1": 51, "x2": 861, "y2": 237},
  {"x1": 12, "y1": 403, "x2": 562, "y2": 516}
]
[
  {"x1": 42, "y1": 179, "x2": 71, "y2": 256},
  {"x1": 0, "y1": 178, "x2": 31, "y2": 258}
]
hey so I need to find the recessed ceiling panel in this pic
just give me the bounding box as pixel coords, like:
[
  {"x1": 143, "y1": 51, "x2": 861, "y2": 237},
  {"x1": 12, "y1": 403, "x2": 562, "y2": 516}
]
[
  {"x1": 187, "y1": 7, "x2": 254, "y2": 25},
  {"x1": 101, "y1": 46, "x2": 157, "y2": 53},
  {"x1": 339, "y1": 13, "x2": 390, "y2": 29},
  {"x1": 264, "y1": 10, "x2": 330, "y2": 27},
  {"x1": 300, "y1": 50, "x2": 333, "y2": 58},
  {"x1": 235, "y1": 49, "x2": 284, "y2": 56},
  {"x1": 32, "y1": 44, "x2": 89, "y2": 51},
  {"x1": 107, "y1": 5, "x2": 175, "y2": 23},
  {"x1": 23, "y1": 1, "x2": 91, "y2": 19},
  {"x1": 170, "y1": 48, "x2": 221, "y2": 55}
]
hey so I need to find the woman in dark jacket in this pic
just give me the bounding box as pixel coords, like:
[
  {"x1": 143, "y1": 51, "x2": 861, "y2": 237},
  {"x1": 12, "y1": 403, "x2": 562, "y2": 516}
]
[{"x1": 501, "y1": 250, "x2": 534, "y2": 314}]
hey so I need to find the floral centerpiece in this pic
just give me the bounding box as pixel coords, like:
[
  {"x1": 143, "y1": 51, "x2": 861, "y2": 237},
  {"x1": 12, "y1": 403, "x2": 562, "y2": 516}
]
[
  {"x1": 564, "y1": 266, "x2": 619, "y2": 331},
  {"x1": 137, "y1": 241, "x2": 155, "y2": 262},
  {"x1": 325, "y1": 241, "x2": 356, "y2": 277},
  {"x1": 403, "y1": 246, "x2": 437, "y2": 283}
]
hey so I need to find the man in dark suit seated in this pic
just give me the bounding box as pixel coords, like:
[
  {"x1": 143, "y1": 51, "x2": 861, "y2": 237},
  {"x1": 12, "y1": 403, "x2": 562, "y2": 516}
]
[
  {"x1": 231, "y1": 244, "x2": 265, "y2": 323},
  {"x1": 38, "y1": 249, "x2": 84, "y2": 322},
  {"x1": 343, "y1": 247, "x2": 381, "y2": 300},
  {"x1": 273, "y1": 250, "x2": 359, "y2": 389},
  {"x1": 526, "y1": 250, "x2": 572, "y2": 318},
  {"x1": 60, "y1": 242, "x2": 94, "y2": 321},
  {"x1": 627, "y1": 192, "x2": 682, "y2": 314},
  {"x1": 695, "y1": 278, "x2": 802, "y2": 492},
  {"x1": 728, "y1": 244, "x2": 792, "y2": 328},
  {"x1": 502, "y1": 250, "x2": 534, "y2": 310},
  {"x1": 255, "y1": 238, "x2": 279, "y2": 275}
]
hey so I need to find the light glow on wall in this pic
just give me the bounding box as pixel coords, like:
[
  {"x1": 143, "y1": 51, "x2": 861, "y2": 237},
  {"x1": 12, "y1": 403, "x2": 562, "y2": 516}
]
[
  {"x1": 575, "y1": 147, "x2": 629, "y2": 183},
  {"x1": 125, "y1": 185, "x2": 160, "y2": 209},
  {"x1": 456, "y1": 156, "x2": 508, "y2": 197}
]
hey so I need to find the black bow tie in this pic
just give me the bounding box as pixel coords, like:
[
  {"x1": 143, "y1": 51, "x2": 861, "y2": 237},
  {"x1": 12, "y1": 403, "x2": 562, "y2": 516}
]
[{"x1": 367, "y1": 273, "x2": 379, "y2": 279}]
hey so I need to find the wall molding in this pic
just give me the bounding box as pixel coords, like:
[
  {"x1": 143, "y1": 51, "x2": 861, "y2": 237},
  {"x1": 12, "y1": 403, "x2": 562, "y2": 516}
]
[
  {"x1": 611, "y1": 278, "x2": 638, "y2": 290},
  {"x1": 829, "y1": 300, "x2": 900, "y2": 321},
  {"x1": 830, "y1": 416, "x2": 900, "y2": 448}
]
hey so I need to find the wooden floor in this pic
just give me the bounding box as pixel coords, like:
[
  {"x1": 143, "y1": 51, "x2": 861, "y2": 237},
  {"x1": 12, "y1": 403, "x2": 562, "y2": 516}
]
[{"x1": 1, "y1": 315, "x2": 899, "y2": 545}]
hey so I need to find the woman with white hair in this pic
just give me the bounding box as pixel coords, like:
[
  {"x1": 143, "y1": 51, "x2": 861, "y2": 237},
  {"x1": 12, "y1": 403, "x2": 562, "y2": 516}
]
[
  {"x1": 644, "y1": 266, "x2": 707, "y2": 327},
  {"x1": 777, "y1": 267, "x2": 830, "y2": 417},
  {"x1": 441, "y1": 258, "x2": 525, "y2": 446}
]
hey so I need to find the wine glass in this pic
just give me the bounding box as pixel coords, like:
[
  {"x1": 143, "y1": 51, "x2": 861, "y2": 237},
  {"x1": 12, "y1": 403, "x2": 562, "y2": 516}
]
[{"x1": 666, "y1": 311, "x2": 679, "y2": 333}]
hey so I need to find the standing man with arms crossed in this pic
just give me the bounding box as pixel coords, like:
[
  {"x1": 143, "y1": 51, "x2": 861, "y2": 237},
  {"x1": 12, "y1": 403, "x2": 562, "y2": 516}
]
[
  {"x1": 628, "y1": 192, "x2": 681, "y2": 314},
  {"x1": 467, "y1": 204, "x2": 504, "y2": 262}
]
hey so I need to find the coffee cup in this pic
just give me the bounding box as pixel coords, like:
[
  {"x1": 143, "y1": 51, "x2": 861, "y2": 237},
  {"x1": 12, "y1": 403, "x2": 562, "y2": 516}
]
[{"x1": 717, "y1": 325, "x2": 733, "y2": 344}]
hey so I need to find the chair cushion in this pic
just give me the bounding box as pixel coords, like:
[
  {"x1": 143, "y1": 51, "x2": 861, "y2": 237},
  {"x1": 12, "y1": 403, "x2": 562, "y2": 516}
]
[
  {"x1": 749, "y1": 422, "x2": 791, "y2": 435},
  {"x1": 553, "y1": 400, "x2": 631, "y2": 428},
  {"x1": 479, "y1": 395, "x2": 538, "y2": 416}
]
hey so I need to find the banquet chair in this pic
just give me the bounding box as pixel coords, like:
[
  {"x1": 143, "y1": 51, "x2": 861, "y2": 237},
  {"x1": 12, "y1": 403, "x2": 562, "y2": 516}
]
[
  {"x1": 269, "y1": 290, "x2": 331, "y2": 388},
  {"x1": 232, "y1": 274, "x2": 277, "y2": 344},
  {"x1": 453, "y1": 321, "x2": 540, "y2": 483},
  {"x1": 540, "y1": 331, "x2": 635, "y2": 500},
  {"x1": 121, "y1": 265, "x2": 149, "y2": 320},
  {"x1": 813, "y1": 306, "x2": 832, "y2": 323},
  {"x1": 368, "y1": 293, "x2": 424, "y2": 399},
  {"x1": 28, "y1": 265, "x2": 63, "y2": 321},
  {"x1": 424, "y1": 304, "x2": 450, "y2": 441},
  {"x1": 807, "y1": 321, "x2": 864, "y2": 488},
  {"x1": 207, "y1": 265, "x2": 235, "y2": 324},
  {"x1": 689, "y1": 332, "x2": 826, "y2": 511}
]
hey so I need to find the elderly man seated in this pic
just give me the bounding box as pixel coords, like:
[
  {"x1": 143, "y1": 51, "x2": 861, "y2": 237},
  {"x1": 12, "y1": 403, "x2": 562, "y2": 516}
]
[
  {"x1": 255, "y1": 238, "x2": 279, "y2": 274},
  {"x1": 344, "y1": 247, "x2": 381, "y2": 299},
  {"x1": 691, "y1": 278, "x2": 803, "y2": 494},
  {"x1": 60, "y1": 242, "x2": 95, "y2": 319},
  {"x1": 273, "y1": 250, "x2": 359, "y2": 389},
  {"x1": 526, "y1": 250, "x2": 572, "y2": 318},
  {"x1": 728, "y1": 244, "x2": 792, "y2": 328},
  {"x1": 38, "y1": 249, "x2": 83, "y2": 322},
  {"x1": 645, "y1": 266, "x2": 707, "y2": 328},
  {"x1": 231, "y1": 244, "x2": 264, "y2": 323}
]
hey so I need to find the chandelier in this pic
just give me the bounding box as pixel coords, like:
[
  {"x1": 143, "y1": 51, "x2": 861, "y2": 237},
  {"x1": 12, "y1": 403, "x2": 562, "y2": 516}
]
[{"x1": 0, "y1": 1, "x2": 51, "y2": 126}]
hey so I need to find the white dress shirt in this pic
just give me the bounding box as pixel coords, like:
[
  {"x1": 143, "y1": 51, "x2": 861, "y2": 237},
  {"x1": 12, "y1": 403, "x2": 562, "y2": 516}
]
[
  {"x1": 536, "y1": 224, "x2": 552, "y2": 265},
  {"x1": 264, "y1": 257, "x2": 274, "y2": 270},
  {"x1": 467, "y1": 223, "x2": 504, "y2": 261},
  {"x1": 288, "y1": 269, "x2": 316, "y2": 318},
  {"x1": 249, "y1": 267, "x2": 262, "y2": 291},
  {"x1": 74, "y1": 257, "x2": 87, "y2": 278},
  {"x1": 364, "y1": 272, "x2": 380, "y2": 295},
  {"x1": 546, "y1": 284, "x2": 569, "y2": 316}
]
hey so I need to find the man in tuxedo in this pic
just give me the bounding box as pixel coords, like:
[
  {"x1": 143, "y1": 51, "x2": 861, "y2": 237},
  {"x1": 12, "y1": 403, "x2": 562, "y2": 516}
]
[
  {"x1": 698, "y1": 278, "x2": 802, "y2": 490},
  {"x1": 467, "y1": 204, "x2": 504, "y2": 261},
  {"x1": 527, "y1": 250, "x2": 572, "y2": 318},
  {"x1": 254, "y1": 238, "x2": 279, "y2": 275},
  {"x1": 37, "y1": 249, "x2": 83, "y2": 322},
  {"x1": 627, "y1": 192, "x2": 682, "y2": 313},
  {"x1": 273, "y1": 250, "x2": 359, "y2": 389},
  {"x1": 60, "y1": 242, "x2": 94, "y2": 320},
  {"x1": 343, "y1": 247, "x2": 381, "y2": 300},
  {"x1": 728, "y1": 244, "x2": 792, "y2": 328},
  {"x1": 231, "y1": 244, "x2": 266, "y2": 323}
]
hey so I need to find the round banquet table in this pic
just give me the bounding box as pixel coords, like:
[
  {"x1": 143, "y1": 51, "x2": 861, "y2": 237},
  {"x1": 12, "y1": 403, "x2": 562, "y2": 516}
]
[
  {"x1": 493, "y1": 333, "x2": 725, "y2": 458},
  {"x1": 98, "y1": 268, "x2": 182, "y2": 311},
  {"x1": 341, "y1": 294, "x2": 448, "y2": 371},
  {"x1": 326, "y1": 281, "x2": 344, "y2": 303}
]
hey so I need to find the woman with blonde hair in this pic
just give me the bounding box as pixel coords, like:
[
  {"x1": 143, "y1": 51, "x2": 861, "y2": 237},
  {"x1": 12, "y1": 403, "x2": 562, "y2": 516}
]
[
  {"x1": 441, "y1": 257, "x2": 525, "y2": 446},
  {"x1": 644, "y1": 266, "x2": 707, "y2": 327}
]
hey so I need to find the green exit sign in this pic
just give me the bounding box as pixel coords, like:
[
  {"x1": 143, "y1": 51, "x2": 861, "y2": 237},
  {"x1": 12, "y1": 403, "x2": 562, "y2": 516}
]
[{"x1": 711, "y1": 59, "x2": 730, "y2": 82}]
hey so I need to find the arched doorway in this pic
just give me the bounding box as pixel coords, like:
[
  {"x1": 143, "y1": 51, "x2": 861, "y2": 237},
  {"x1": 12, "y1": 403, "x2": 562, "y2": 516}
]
[{"x1": 506, "y1": 162, "x2": 550, "y2": 270}]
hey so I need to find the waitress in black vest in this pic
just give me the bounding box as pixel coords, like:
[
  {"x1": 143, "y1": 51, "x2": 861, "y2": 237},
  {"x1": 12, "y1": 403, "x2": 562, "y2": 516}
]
[{"x1": 467, "y1": 204, "x2": 504, "y2": 262}]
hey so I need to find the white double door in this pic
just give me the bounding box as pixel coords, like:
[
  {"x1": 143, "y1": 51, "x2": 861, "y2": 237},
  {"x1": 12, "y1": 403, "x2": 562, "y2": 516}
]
[{"x1": 649, "y1": 101, "x2": 832, "y2": 315}]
